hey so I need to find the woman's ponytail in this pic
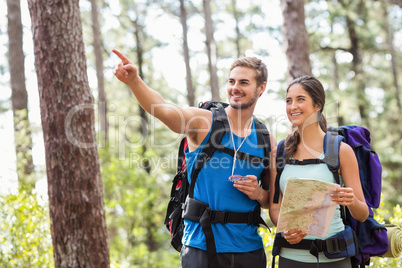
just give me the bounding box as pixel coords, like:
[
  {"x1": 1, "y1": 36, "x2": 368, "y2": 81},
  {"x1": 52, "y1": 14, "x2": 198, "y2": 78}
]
[{"x1": 285, "y1": 127, "x2": 300, "y2": 162}]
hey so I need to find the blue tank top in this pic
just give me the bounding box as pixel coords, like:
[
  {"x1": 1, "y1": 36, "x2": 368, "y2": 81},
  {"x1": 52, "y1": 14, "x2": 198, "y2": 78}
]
[
  {"x1": 182, "y1": 114, "x2": 265, "y2": 253},
  {"x1": 278, "y1": 154, "x2": 345, "y2": 263}
]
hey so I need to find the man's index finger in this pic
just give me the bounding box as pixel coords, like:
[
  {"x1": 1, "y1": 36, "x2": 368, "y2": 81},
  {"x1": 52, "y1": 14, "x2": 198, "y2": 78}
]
[{"x1": 112, "y1": 49, "x2": 130, "y2": 64}]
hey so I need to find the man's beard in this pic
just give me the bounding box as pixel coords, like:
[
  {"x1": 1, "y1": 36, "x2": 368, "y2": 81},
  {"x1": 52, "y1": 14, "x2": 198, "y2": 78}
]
[{"x1": 230, "y1": 93, "x2": 258, "y2": 110}]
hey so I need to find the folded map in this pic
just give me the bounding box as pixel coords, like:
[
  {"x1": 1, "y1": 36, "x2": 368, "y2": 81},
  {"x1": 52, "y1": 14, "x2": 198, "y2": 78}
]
[{"x1": 276, "y1": 177, "x2": 340, "y2": 238}]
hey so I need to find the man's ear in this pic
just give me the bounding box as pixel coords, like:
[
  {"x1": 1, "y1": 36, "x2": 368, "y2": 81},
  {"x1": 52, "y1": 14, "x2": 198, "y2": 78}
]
[{"x1": 258, "y1": 82, "x2": 267, "y2": 98}]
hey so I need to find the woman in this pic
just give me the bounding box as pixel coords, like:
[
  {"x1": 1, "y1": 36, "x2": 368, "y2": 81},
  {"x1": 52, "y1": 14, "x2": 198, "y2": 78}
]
[{"x1": 269, "y1": 76, "x2": 369, "y2": 267}]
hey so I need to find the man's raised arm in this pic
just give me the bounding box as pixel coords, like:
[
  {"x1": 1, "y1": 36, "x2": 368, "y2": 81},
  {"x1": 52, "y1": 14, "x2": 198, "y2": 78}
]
[{"x1": 113, "y1": 49, "x2": 211, "y2": 138}]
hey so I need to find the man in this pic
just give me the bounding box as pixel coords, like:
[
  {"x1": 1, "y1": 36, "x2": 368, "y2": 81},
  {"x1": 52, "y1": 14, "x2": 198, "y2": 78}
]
[{"x1": 113, "y1": 49, "x2": 276, "y2": 268}]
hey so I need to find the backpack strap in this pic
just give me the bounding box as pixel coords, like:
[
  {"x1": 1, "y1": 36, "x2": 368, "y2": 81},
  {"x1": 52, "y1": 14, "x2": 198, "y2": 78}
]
[
  {"x1": 323, "y1": 131, "x2": 344, "y2": 185},
  {"x1": 273, "y1": 139, "x2": 286, "y2": 204},
  {"x1": 273, "y1": 133, "x2": 344, "y2": 204},
  {"x1": 189, "y1": 105, "x2": 271, "y2": 197},
  {"x1": 182, "y1": 196, "x2": 269, "y2": 268},
  {"x1": 188, "y1": 104, "x2": 229, "y2": 198},
  {"x1": 213, "y1": 116, "x2": 270, "y2": 170},
  {"x1": 177, "y1": 137, "x2": 187, "y2": 172},
  {"x1": 215, "y1": 147, "x2": 265, "y2": 166},
  {"x1": 185, "y1": 104, "x2": 271, "y2": 267},
  {"x1": 254, "y1": 116, "x2": 271, "y2": 189},
  {"x1": 183, "y1": 198, "x2": 268, "y2": 227},
  {"x1": 272, "y1": 230, "x2": 355, "y2": 258},
  {"x1": 185, "y1": 104, "x2": 229, "y2": 268}
]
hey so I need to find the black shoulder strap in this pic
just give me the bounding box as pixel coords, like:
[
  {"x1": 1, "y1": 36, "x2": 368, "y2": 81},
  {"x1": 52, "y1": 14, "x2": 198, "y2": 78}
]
[
  {"x1": 177, "y1": 137, "x2": 187, "y2": 172},
  {"x1": 273, "y1": 139, "x2": 286, "y2": 204},
  {"x1": 198, "y1": 100, "x2": 229, "y2": 110},
  {"x1": 253, "y1": 116, "x2": 271, "y2": 189},
  {"x1": 189, "y1": 104, "x2": 229, "y2": 198}
]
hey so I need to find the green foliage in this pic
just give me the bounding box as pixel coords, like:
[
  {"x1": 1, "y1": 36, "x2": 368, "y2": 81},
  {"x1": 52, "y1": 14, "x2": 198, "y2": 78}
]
[
  {"x1": 100, "y1": 147, "x2": 180, "y2": 268},
  {"x1": 0, "y1": 191, "x2": 53, "y2": 268},
  {"x1": 260, "y1": 224, "x2": 276, "y2": 267},
  {"x1": 369, "y1": 199, "x2": 402, "y2": 267},
  {"x1": 305, "y1": 0, "x2": 402, "y2": 205},
  {"x1": 13, "y1": 109, "x2": 35, "y2": 192}
]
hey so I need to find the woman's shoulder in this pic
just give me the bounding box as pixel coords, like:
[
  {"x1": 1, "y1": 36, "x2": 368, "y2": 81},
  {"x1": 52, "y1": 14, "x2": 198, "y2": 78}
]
[{"x1": 339, "y1": 141, "x2": 358, "y2": 165}]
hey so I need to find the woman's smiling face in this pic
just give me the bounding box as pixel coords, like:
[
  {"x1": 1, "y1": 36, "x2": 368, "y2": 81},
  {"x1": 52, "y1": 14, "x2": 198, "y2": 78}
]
[{"x1": 286, "y1": 83, "x2": 321, "y2": 126}]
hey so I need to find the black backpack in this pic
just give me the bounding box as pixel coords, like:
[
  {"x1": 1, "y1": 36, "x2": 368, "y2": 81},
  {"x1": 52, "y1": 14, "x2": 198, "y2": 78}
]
[{"x1": 164, "y1": 101, "x2": 271, "y2": 266}]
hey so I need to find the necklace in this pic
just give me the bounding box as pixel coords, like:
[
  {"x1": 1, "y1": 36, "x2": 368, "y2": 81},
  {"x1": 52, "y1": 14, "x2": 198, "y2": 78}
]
[{"x1": 227, "y1": 115, "x2": 253, "y2": 177}]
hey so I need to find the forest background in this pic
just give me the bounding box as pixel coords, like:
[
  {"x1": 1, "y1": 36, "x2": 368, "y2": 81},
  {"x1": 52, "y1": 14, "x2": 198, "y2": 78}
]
[{"x1": 0, "y1": 0, "x2": 401, "y2": 267}]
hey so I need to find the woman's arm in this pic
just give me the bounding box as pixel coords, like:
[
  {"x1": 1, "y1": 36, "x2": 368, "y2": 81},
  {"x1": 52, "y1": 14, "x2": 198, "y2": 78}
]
[{"x1": 332, "y1": 142, "x2": 369, "y2": 222}]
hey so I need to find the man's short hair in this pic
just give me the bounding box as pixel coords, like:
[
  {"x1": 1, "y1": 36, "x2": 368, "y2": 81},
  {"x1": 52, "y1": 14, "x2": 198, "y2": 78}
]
[{"x1": 230, "y1": 57, "x2": 268, "y2": 86}]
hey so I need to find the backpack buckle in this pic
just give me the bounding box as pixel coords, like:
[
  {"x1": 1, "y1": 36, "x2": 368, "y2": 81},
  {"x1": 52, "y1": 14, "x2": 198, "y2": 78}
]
[
  {"x1": 209, "y1": 210, "x2": 229, "y2": 224},
  {"x1": 326, "y1": 237, "x2": 341, "y2": 254}
]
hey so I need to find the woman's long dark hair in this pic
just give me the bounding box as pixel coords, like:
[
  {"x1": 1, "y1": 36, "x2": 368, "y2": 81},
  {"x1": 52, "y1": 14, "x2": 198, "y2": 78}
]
[{"x1": 285, "y1": 76, "x2": 327, "y2": 161}]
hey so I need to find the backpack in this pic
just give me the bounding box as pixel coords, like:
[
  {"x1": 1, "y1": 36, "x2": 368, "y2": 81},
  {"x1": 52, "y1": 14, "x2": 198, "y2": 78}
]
[
  {"x1": 272, "y1": 125, "x2": 389, "y2": 268},
  {"x1": 164, "y1": 101, "x2": 271, "y2": 265}
]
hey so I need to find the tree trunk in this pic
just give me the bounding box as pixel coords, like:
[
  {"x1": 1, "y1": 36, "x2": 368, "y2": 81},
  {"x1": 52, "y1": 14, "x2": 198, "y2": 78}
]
[
  {"x1": 343, "y1": 7, "x2": 370, "y2": 127},
  {"x1": 7, "y1": 0, "x2": 35, "y2": 192},
  {"x1": 382, "y1": 3, "x2": 401, "y2": 113},
  {"x1": 231, "y1": 0, "x2": 242, "y2": 58},
  {"x1": 382, "y1": 0, "x2": 402, "y2": 8},
  {"x1": 90, "y1": 0, "x2": 108, "y2": 145},
  {"x1": 331, "y1": 52, "x2": 345, "y2": 126},
  {"x1": 27, "y1": 0, "x2": 109, "y2": 267},
  {"x1": 132, "y1": 15, "x2": 157, "y2": 251},
  {"x1": 132, "y1": 18, "x2": 151, "y2": 175},
  {"x1": 281, "y1": 0, "x2": 312, "y2": 83},
  {"x1": 180, "y1": 0, "x2": 195, "y2": 106},
  {"x1": 203, "y1": 0, "x2": 220, "y2": 101},
  {"x1": 329, "y1": 18, "x2": 345, "y2": 126}
]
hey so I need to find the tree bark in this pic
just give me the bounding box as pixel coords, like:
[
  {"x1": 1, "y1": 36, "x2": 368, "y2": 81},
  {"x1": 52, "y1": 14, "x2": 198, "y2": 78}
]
[
  {"x1": 341, "y1": 2, "x2": 370, "y2": 128},
  {"x1": 231, "y1": 0, "x2": 242, "y2": 58},
  {"x1": 132, "y1": 13, "x2": 157, "y2": 251},
  {"x1": 27, "y1": 0, "x2": 109, "y2": 267},
  {"x1": 7, "y1": 0, "x2": 35, "y2": 192},
  {"x1": 90, "y1": 0, "x2": 108, "y2": 144},
  {"x1": 180, "y1": 0, "x2": 195, "y2": 106},
  {"x1": 382, "y1": 0, "x2": 402, "y2": 8},
  {"x1": 203, "y1": 0, "x2": 220, "y2": 101},
  {"x1": 132, "y1": 18, "x2": 152, "y2": 175},
  {"x1": 382, "y1": 3, "x2": 401, "y2": 113},
  {"x1": 281, "y1": 0, "x2": 312, "y2": 83},
  {"x1": 328, "y1": 18, "x2": 345, "y2": 126}
]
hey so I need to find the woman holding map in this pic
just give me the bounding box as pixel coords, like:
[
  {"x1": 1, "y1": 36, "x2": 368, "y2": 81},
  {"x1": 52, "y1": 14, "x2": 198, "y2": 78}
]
[{"x1": 268, "y1": 76, "x2": 369, "y2": 267}]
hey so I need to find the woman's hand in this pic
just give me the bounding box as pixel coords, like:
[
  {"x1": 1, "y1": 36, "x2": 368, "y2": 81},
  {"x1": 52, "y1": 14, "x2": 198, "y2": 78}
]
[
  {"x1": 284, "y1": 229, "x2": 307, "y2": 244},
  {"x1": 331, "y1": 187, "x2": 355, "y2": 207}
]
